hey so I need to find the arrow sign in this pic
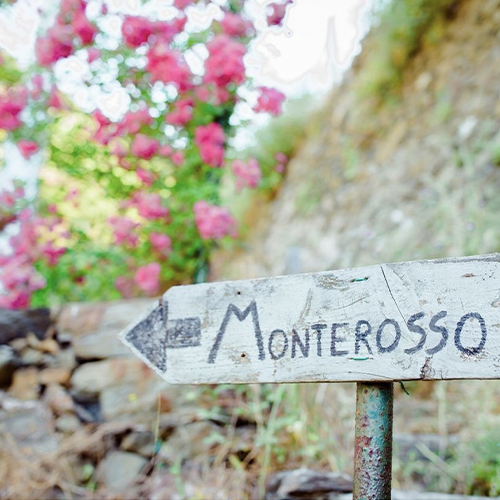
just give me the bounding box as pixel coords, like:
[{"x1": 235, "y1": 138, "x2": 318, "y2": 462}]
[{"x1": 119, "y1": 253, "x2": 500, "y2": 384}]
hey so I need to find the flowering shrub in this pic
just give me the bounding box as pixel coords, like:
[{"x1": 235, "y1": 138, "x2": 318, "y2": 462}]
[{"x1": 0, "y1": 0, "x2": 294, "y2": 308}]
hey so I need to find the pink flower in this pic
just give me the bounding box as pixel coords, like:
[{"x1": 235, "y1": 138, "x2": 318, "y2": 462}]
[
  {"x1": 194, "y1": 122, "x2": 225, "y2": 167},
  {"x1": 131, "y1": 134, "x2": 159, "y2": 160},
  {"x1": 267, "y1": 0, "x2": 293, "y2": 27},
  {"x1": 108, "y1": 216, "x2": 139, "y2": 246},
  {"x1": 174, "y1": 0, "x2": 193, "y2": 9},
  {"x1": 136, "y1": 168, "x2": 155, "y2": 186},
  {"x1": 87, "y1": 48, "x2": 101, "y2": 63},
  {"x1": 92, "y1": 109, "x2": 120, "y2": 146},
  {"x1": 159, "y1": 144, "x2": 173, "y2": 157},
  {"x1": 48, "y1": 88, "x2": 64, "y2": 109},
  {"x1": 254, "y1": 87, "x2": 286, "y2": 116},
  {"x1": 0, "y1": 290, "x2": 31, "y2": 309},
  {"x1": 150, "y1": 232, "x2": 172, "y2": 254},
  {"x1": 110, "y1": 139, "x2": 127, "y2": 157},
  {"x1": 220, "y1": 12, "x2": 254, "y2": 37},
  {"x1": 132, "y1": 192, "x2": 169, "y2": 220},
  {"x1": 275, "y1": 152, "x2": 288, "y2": 163},
  {"x1": 36, "y1": 24, "x2": 74, "y2": 67},
  {"x1": 40, "y1": 241, "x2": 67, "y2": 266},
  {"x1": 31, "y1": 75, "x2": 44, "y2": 100},
  {"x1": 165, "y1": 98, "x2": 193, "y2": 127},
  {"x1": 171, "y1": 150, "x2": 185, "y2": 166},
  {"x1": 17, "y1": 140, "x2": 39, "y2": 159},
  {"x1": 204, "y1": 35, "x2": 246, "y2": 88},
  {"x1": 0, "y1": 88, "x2": 27, "y2": 131},
  {"x1": 232, "y1": 157, "x2": 261, "y2": 190},
  {"x1": 194, "y1": 201, "x2": 237, "y2": 240},
  {"x1": 115, "y1": 276, "x2": 135, "y2": 298},
  {"x1": 134, "y1": 262, "x2": 161, "y2": 294},
  {"x1": 73, "y1": 11, "x2": 98, "y2": 45},
  {"x1": 122, "y1": 16, "x2": 155, "y2": 47},
  {"x1": 119, "y1": 108, "x2": 153, "y2": 135},
  {"x1": 147, "y1": 43, "x2": 192, "y2": 91}
]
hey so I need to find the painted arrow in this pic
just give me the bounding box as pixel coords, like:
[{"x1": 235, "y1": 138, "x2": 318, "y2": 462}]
[{"x1": 119, "y1": 253, "x2": 500, "y2": 384}]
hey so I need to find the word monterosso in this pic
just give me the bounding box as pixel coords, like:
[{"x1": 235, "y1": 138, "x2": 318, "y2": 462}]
[{"x1": 207, "y1": 301, "x2": 488, "y2": 363}]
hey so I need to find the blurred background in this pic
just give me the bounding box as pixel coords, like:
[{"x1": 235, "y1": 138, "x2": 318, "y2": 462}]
[{"x1": 1, "y1": 0, "x2": 500, "y2": 498}]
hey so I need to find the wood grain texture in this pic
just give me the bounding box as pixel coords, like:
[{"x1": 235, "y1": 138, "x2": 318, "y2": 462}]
[{"x1": 119, "y1": 254, "x2": 500, "y2": 384}]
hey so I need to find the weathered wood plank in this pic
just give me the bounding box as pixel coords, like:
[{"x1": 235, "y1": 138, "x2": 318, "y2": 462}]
[{"x1": 119, "y1": 253, "x2": 500, "y2": 384}]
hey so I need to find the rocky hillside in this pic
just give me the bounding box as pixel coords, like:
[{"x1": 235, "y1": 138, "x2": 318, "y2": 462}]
[{"x1": 216, "y1": 0, "x2": 500, "y2": 280}]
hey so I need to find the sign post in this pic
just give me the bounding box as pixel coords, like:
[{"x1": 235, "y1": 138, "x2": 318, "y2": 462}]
[
  {"x1": 120, "y1": 253, "x2": 500, "y2": 499},
  {"x1": 354, "y1": 382, "x2": 393, "y2": 499}
]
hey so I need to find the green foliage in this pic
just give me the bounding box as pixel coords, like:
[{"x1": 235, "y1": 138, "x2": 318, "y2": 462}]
[
  {"x1": 356, "y1": 0, "x2": 459, "y2": 104},
  {"x1": 248, "y1": 96, "x2": 317, "y2": 187},
  {"x1": 223, "y1": 95, "x2": 319, "y2": 226},
  {"x1": 0, "y1": 54, "x2": 22, "y2": 86},
  {"x1": 464, "y1": 428, "x2": 500, "y2": 496}
]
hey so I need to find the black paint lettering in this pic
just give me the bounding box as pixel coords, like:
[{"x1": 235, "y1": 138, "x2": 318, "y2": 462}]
[
  {"x1": 426, "y1": 310, "x2": 448, "y2": 355},
  {"x1": 268, "y1": 329, "x2": 289, "y2": 360},
  {"x1": 292, "y1": 329, "x2": 310, "y2": 358},
  {"x1": 208, "y1": 302, "x2": 265, "y2": 363},
  {"x1": 404, "y1": 312, "x2": 426, "y2": 355},
  {"x1": 330, "y1": 323, "x2": 349, "y2": 356},
  {"x1": 355, "y1": 320, "x2": 373, "y2": 355},
  {"x1": 376, "y1": 319, "x2": 401, "y2": 353},
  {"x1": 454, "y1": 312, "x2": 487, "y2": 356},
  {"x1": 311, "y1": 323, "x2": 327, "y2": 357}
]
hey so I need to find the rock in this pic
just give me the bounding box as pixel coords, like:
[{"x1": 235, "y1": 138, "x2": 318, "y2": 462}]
[
  {"x1": 46, "y1": 348, "x2": 77, "y2": 371},
  {"x1": 0, "y1": 391, "x2": 59, "y2": 454},
  {"x1": 8, "y1": 367, "x2": 39, "y2": 400},
  {"x1": 0, "y1": 345, "x2": 16, "y2": 387},
  {"x1": 27, "y1": 333, "x2": 59, "y2": 354},
  {"x1": 121, "y1": 430, "x2": 156, "y2": 457},
  {"x1": 20, "y1": 347, "x2": 44, "y2": 365},
  {"x1": 43, "y1": 384, "x2": 74, "y2": 415},
  {"x1": 99, "y1": 382, "x2": 158, "y2": 422},
  {"x1": 145, "y1": 472, "x2": 178, "y2": 500},
  {"x1": 58, "y1": 299, "x2": 151, "y2": 360},
  {"x1": 0, "y1": 308, "x2": 52, "y2": 344},
  {"x1": 55, "y1": 413, "x2": 81, "y2": 433},
  {"x1": 265, "y1": 468, "x2": 353, "y2": 500},
  {"x1": 160, "y1": 421, "x2": 222, "y2": 463},
  {"x1": 39, "y1": 367, "x2": 72, "y2": 386},
  {"x1": 394, "y1": 433, "x2": 457, "y2": 462},
  {"x1": 96, "y1": 450, "x2": 147, "y2": 492},
  {"x1": 70, "y1": 358, "x2": 155, "y2": 398}
]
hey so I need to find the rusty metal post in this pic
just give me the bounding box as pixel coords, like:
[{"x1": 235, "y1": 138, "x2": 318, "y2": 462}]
[{"x1": 353, "y1": 382, "x2": 394, "y2": 500}]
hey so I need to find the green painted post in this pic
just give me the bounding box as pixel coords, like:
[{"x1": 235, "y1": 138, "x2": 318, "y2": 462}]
[{"x1": 353, "y1": 382, "x2": 394, "y2": 500}]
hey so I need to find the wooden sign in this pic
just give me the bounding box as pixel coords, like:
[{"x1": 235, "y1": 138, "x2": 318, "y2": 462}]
[{"x1": 119, "y1": 253, "x2": 500, "y2": 384}]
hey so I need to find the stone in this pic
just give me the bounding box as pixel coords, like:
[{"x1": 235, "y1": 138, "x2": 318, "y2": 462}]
[
  {"x1": 121, "y1": 430, "x2": 156, "y2": 457},
  {"x1": 39, "y1": 367, "x2": 72, "y2": 386},
  {"x1": 96, "y1": 450, "x2": 147, "y2": 492},
  {"x1": 43, "y1": 384, "x2": 74, "y2": 415},
  {"x1": 55, "y1": 413, "x2": 81, "y2": 433},
  {"x1": 8, "y1": 367, "x2": 39, "y2": 400},
  {"x1": 27, "y1": 333, "x2": 59, "y2": 354},
  {"x1": 265, "y1": 468, "x2": 353, "y2": 500},
  {"x1": 46, "y1": 348, "x2": 77, "y2": 371},
  {"x1": 0, "y1": 308, "x2": 51, "y2": 344},
  {"x1": 70, "y1": 357, "x2": 155, "y2": 398},
  {"x1": 0, "y1": 345, "x2": 16, "y2": 388},
  {"x1": 160, "y1": 421, "x2": 222, "y2": 463},
  {"x1": 58, "y1": 299, "x2": 151, "y2": 360},
  {"x1": 0, "y1": 391, "x2": 59, "y2": 454},
  {"x1": 394, "y1": 433, "x2": 457, "y2": 463},
  {"x1": 99, "y1": 382, "x2": 158, "y2": 422},
  {"x1": 20, "y1": 347, "x2": 44, "y2": 365}
]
